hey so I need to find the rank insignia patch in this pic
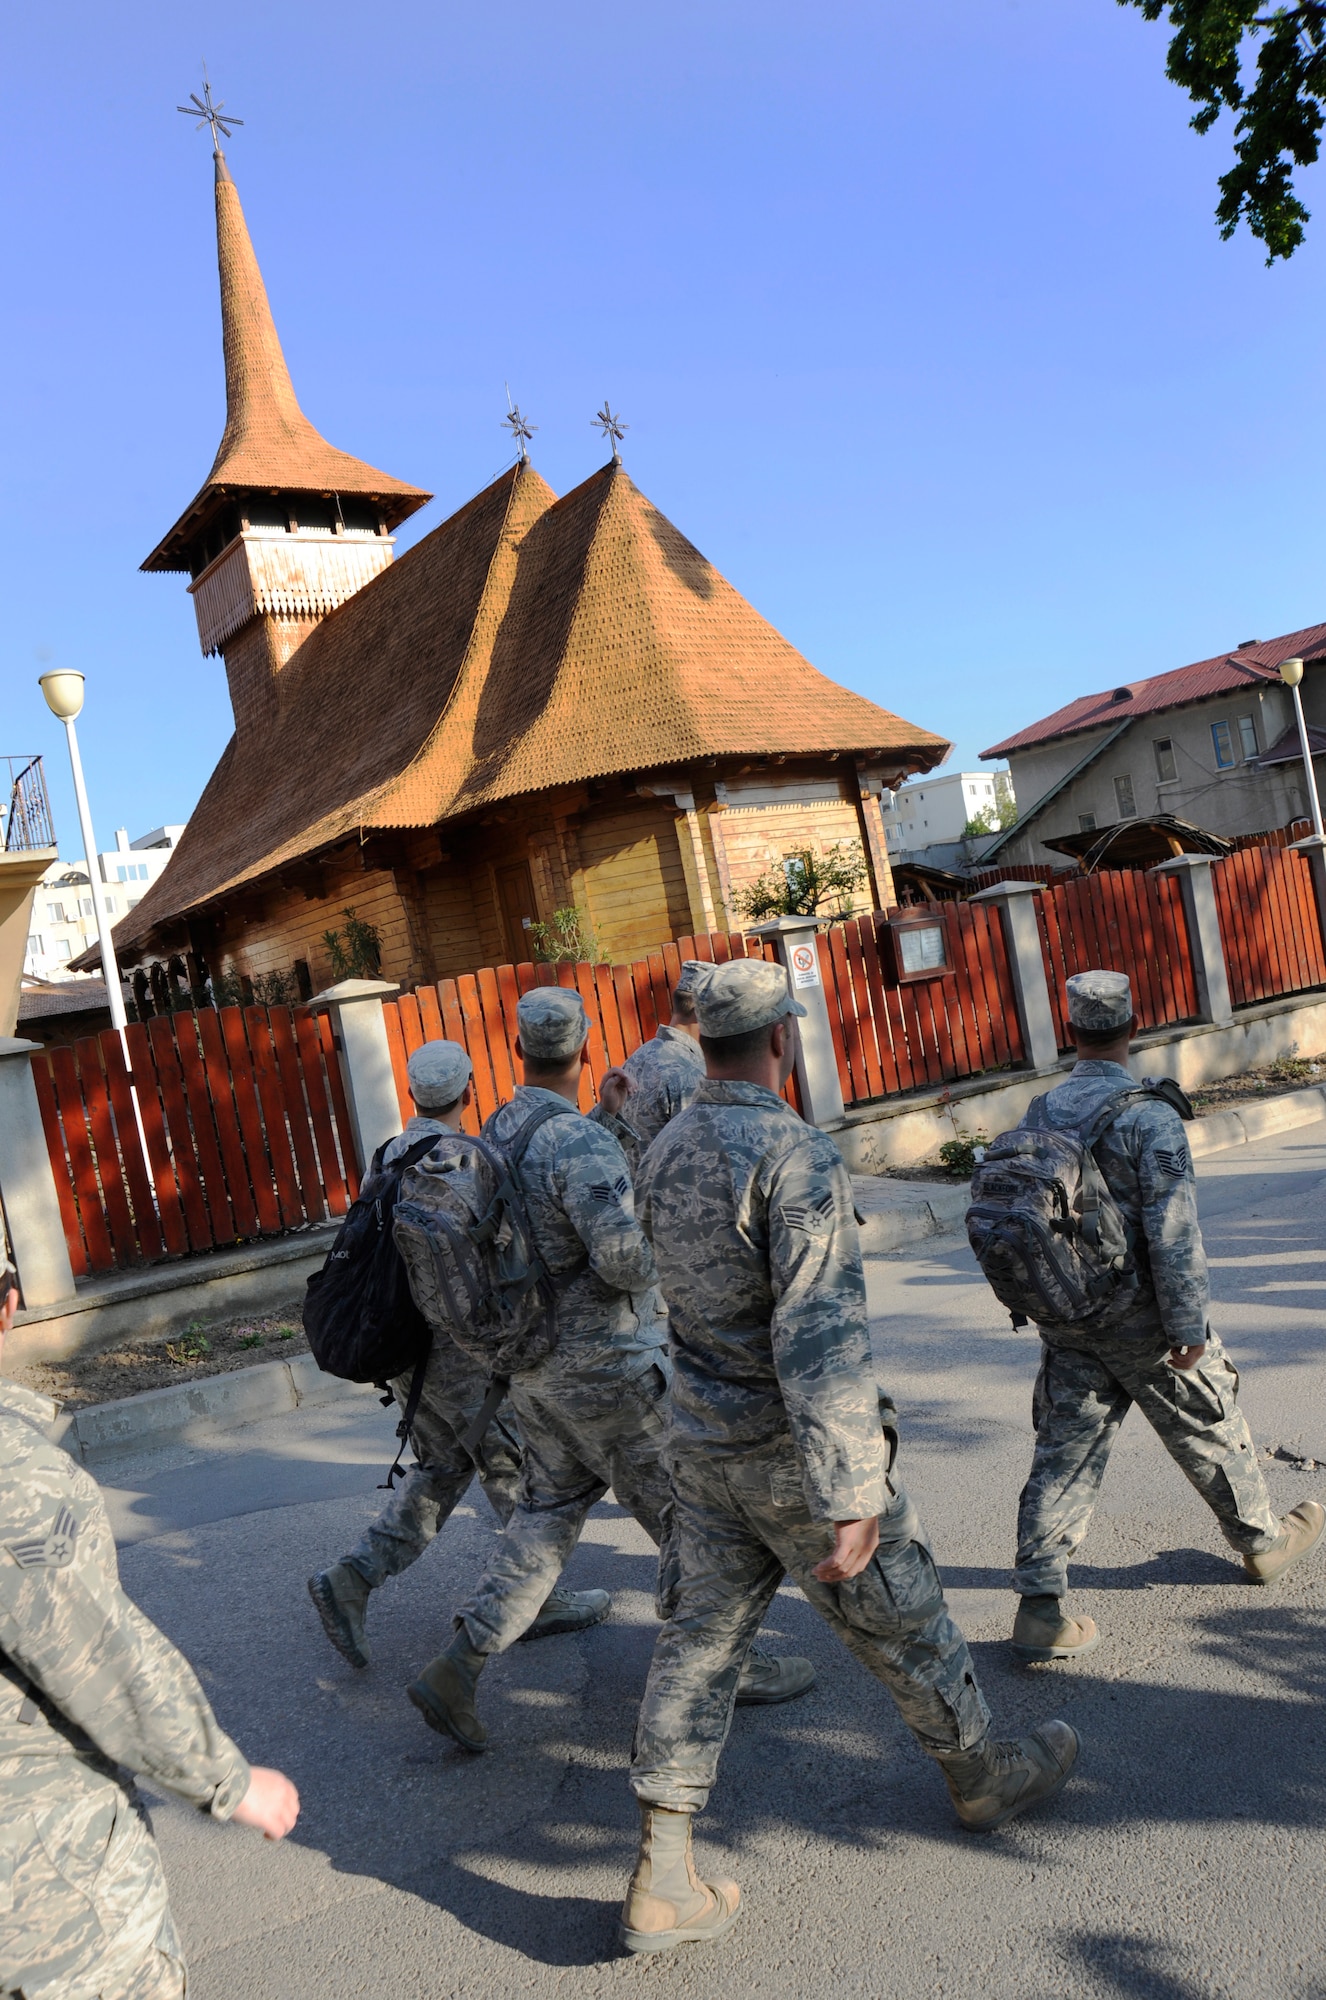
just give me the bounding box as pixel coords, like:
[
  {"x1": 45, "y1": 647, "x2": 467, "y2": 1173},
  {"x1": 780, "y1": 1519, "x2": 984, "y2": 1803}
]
[
  {"x1": 1155, "y1": 1146, "x2": 1189, "y2": 1178},
  {"x1": 589, "y1": 1174, "x2": 630, "y2": 1205},
  {"x1": 8, "y1": 1505, "x2": 79, "y2": 1570}
]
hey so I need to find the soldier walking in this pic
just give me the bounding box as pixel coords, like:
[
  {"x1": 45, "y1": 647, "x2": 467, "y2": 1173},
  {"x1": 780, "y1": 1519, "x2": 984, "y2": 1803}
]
[
  {"x1": 405, "y1": 987, "x2": 814, "y2": 1751},
  {"x1": 0, "y1": 1277, "x2": 299, "y2": 2000},
  {"x1": 1009, "y1": 970, "x2": 1323, "y2": 1663},
  {"x1": 308, "y1": 1040, "x2": 607, "y2": 1670},
  {"x1": 619, "y1": 959, "x2": 1078, "y2": 1955},
  {"x1": 612, "y1": 964, "x2": 706, "y2": 1169}
]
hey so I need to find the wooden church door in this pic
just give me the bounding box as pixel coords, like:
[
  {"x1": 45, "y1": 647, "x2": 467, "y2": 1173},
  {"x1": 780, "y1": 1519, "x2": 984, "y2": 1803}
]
[{"x1": 496, "y1": 860, "x2": 538, "y2": 965}]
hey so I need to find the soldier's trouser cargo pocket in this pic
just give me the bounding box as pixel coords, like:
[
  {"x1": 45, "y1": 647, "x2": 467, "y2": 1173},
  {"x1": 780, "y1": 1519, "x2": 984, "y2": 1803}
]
[
  {"x1": 0, "y1": 1763, "x2": 183, "y2": 2000},
  {"x1": 629, "y1": 1439, "x2": 990, "y2": 1814}
]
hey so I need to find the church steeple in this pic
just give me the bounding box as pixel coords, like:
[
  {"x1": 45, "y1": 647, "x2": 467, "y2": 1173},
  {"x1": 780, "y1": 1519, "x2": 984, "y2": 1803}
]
[{"x1": 142, "y1": 122, "x2": 430, "y2": 733}]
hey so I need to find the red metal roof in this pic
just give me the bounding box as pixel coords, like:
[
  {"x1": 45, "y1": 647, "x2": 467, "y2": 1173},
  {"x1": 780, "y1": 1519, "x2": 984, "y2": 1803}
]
[{"x1": 981, "y1": 621, "x2": 1326, "y2": 760}]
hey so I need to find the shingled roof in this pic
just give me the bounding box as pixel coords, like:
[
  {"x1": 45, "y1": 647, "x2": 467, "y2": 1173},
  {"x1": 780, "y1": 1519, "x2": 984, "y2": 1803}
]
[
  {"x1": 142, "y1": 151, "x2": 430, "y2": 572},
  {"x1": 114, "y1": 459, "x2": 948, "y2": 956},
  {"x1": 981, "y1": 622, "x2": 1326, "y2": 760}
]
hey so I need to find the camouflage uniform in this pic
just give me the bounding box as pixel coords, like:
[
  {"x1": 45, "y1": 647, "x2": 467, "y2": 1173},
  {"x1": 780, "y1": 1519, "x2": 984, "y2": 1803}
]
[
  {"x1": 0, "y1": 1380, "x2": 251, "y2": 2000},
  {"x1": 454, "y1": 1086, "x2": 676, "y2": 1654},
  {"x1": 1013, "y1": 1057, "x2": 1280, "y2": 1599},
  {"x1": 629, "y1": 1078, "x2": 990, "y2": 1813},
  {"x1": 338, "y1": 1116, "x2": 523, "y2": 1589},
  {"x1": 616, "y1": 1027, "x2": 706, "y2": 1172}
]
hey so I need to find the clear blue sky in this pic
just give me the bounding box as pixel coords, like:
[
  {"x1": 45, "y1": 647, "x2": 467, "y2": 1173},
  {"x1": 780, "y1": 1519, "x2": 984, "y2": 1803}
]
[{"x1": 6, "y1": 0, "x2": 1326, "y2": 856}]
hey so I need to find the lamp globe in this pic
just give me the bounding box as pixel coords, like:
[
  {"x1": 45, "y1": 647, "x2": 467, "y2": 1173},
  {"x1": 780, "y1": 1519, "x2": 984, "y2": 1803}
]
[{"x1": 39, "y1": 670, "x2": 86, "y2": 721}]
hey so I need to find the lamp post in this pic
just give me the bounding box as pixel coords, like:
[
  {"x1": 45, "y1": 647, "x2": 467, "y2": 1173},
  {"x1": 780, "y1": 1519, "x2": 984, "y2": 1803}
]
[
  {"x1": 1278, "y1": 657, "x2": 1325, "y2": 842},
  {"x1": 38, "y1": 670, "x2": 128, "y2": 1030}
]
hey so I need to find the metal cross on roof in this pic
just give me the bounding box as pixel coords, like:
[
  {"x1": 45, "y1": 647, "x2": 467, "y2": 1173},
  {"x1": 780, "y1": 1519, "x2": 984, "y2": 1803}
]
[
  {"x1": 592, "y1": 402, "x2": 628, "y2": 462},
  {"x1": 502, "y1": 389, "x2": 537, "y2": 463},
  {"x1": 178, "y1": 74, "x2": 243, "y2": 153}
]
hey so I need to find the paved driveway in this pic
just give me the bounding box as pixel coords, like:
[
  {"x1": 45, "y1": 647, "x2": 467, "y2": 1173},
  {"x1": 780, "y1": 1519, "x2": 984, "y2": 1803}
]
[{"x1": 100, "y1": 1122, "x2": 1326, "y2": 2000}]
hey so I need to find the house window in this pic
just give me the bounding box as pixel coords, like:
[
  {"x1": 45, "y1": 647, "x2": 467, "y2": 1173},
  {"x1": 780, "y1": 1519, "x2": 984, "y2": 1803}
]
[
  {"x1": 1237, "y1": 714, "x2": 1259, "y2": 760},
  {"x1": 46, "y1": 902, "x2": 64, "y2": 922},
  {"x1": 104, "y1": 896, "x2": 116, "y2": 914},
  {"x1": 80, "y1": 898, "x2": 93, "y2": 917},
  {"x1": 1154, "y1": 738, "x2": 1177, "y2": 784},
  {"x1": 29, "y1": 933, "x2": 43, "y2": 955},
  {"x1": 1114, "y1": 774, "x2": 1137, "y2": 819},
  {"x1": 1079, "y1": 814, "x2": 1096, "y2": 832},
  {"x1": 56, "y1": 940, "x2": 72, "y2": 960},
  {"x1": 1212, "y1": 721, "x2": 1236, "y2": 769},
  {"x1": 116, "y1": 866, "x2": 127, "y2": 881}
]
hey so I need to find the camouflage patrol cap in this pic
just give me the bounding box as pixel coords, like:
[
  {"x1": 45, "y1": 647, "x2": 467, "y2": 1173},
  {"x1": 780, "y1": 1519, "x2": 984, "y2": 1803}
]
[
  {"x1": 407, "y1": 1038, "x2": 473, "y2": 1108},
  {"x1": 517, "y1": 985, "x2": 589, "y2": 1060},
  {"x1": 1066, "y1": 969, "x2": 1133, "y2": 1031},
  {"x1": 675, "y1": 960, "x2": 712, "y2": 997},
  {"x1": 694, "y1": 958, "x2": 808, "y2": 1039}
]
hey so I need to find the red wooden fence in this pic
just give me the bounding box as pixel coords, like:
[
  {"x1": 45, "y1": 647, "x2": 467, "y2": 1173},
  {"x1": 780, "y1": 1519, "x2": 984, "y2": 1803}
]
[
  {"x1": 1213, "y1": 845, "x2": 1326, "y2": 1008},
  {"x1": 379, "y1": 930, "x2": 789, "y2": 1133},
  {"x1": 1035, "y1": 869, "x2": 1199, "y2": 1050},
  {"x1": 815, "y1": 902, "x2": 1025, "y2": 1105},
  {"x1": 31, "y1": 1004, "x2": 359, "y2": 1278}
]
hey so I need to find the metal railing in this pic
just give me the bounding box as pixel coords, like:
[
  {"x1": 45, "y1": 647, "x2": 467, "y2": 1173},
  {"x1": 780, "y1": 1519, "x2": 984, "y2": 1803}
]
[{"x1": 3, "y1": 755, "x2": 55, "y2": 851}]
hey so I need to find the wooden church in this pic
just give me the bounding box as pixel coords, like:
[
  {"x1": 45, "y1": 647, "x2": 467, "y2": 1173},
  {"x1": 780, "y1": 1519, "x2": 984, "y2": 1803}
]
[{"x1": 110, "y1": 137, "x2": 950, "y2": 996}]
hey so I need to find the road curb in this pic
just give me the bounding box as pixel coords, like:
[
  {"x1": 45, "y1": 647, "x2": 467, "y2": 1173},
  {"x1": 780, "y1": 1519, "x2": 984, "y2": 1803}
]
[
  {"x1": 59, "y1": 1355, "x2": 375, "y2": 1464},
  {"x1": 1189, "y1": 1081, "x2": 1326, "y2": 1156}
]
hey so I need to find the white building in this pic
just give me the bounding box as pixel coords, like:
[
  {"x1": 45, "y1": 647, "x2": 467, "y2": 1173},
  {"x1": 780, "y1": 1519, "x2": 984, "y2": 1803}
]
[
  {"x1": 881, "y1": 770, "x2": 1011, "y2": 855},
  {"x1": 25, "y1": 826, "x2": 185, "y2": 981}
]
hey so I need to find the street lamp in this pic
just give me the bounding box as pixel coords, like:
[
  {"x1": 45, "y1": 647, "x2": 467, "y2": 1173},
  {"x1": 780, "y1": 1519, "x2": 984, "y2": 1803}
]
[
  {"x1": 39, "y1": 670, "x2": 128, "y2": 1029},
  {"x1": 1277, "y1": 658, "x2": 1325, "y2": 842}
]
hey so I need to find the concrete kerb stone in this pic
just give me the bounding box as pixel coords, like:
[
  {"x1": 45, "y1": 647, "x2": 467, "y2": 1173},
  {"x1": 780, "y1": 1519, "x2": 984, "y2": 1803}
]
[{"x1": 60, "y1": 1354, "x2": 374, "y2": 1465}]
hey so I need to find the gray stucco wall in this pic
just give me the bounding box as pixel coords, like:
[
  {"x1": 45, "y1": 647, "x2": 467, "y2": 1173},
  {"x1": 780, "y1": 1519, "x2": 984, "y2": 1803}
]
[{"x1": 991, "y1": 663, "x2": 1324, "y2": 868}]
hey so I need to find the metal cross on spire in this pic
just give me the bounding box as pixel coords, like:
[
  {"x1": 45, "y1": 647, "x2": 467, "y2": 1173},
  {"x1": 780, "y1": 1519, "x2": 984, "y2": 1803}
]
[
  {"x1": 592, "y1": 401, "x2": 628, "y2": 462},
  {"x1": 502, "y1": 387, "x2": 537, "y2": 463},
  {"x1": 177, "y1": 72, "x2": 243, "y2": 154}
]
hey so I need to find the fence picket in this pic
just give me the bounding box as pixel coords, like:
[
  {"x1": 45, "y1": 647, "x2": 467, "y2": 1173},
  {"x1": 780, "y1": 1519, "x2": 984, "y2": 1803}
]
[
  {"x1": 294, "y1": 1008, "x2": 349, "y2": 1215},
  {"x1": 243, "y1": 1009, "x2": 304, "y2": 1227},
  {"x1": 30, "y1": 1055, "x2": 88, "y2": 1276},
  {"x1": 196, "y1": 1008, "x2": 260, "y2": 1238},
  {"x1": 100, "y1": 1034, "x2": 166, "y2": 1261},
  {"x1": 50, "y1": 1045, "x2": 116, "y2": 1270}
]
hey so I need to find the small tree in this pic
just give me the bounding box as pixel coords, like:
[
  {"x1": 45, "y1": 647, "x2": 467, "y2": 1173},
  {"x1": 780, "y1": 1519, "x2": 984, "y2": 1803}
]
[
  {"x1": 322, "y1": 907, "x2": 383, "y2": 980},
  {"x1": 528, "y1": 906, "x2": 602, "y2": 964},
  {"x1": 737, "y1": 844, "x2": 868, "y2": 922}
]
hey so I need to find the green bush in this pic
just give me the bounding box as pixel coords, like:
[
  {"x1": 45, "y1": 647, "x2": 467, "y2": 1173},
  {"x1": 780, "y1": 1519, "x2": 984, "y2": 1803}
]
[{"x1": 938, "y1": 1134, "x2": 987, "y2": 1178}]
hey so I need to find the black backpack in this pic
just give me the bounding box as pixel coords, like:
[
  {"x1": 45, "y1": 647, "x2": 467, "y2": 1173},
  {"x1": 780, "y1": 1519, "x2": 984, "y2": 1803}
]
[{"x1": 303, "y1": 1133, "x2": 441, "y2": 1481}]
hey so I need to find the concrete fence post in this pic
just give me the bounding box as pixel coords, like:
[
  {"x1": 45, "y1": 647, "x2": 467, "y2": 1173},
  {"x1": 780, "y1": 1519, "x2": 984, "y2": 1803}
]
[
  {"x1": 0, "y1": 1037, "x2": 76, "y2": 1306},
  {"x1": 1148, "y1": 855, "x2": 1233, "y2": 1029},
  {"x1": 748, "y1": 917, "x2": 846, "y2": 1126},
  {"x1": 968, "y1": 882, "x2": 1060, "y2": 1072},
  {"x1": 309, "y1": 978, "x2": 403, "y2": 1173}
]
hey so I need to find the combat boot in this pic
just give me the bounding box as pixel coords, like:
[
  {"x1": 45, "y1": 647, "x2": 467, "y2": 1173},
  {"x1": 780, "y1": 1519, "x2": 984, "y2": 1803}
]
[
  {"x1": 519, "y1": 1585, "x2": 612, "y2": 1640},
  {"x1": 308, "y1": 1564, "x2": 372, "y2": 1670},
  {"x1": 734, "y1": 1646, "x2": 816, "y2": 1705},
  {"x1": 938, "y1": 1721, "x2": 1079, "y2": 1831},
  {"x1": 619, "y1": 1804, "x2": 742, "y2": 1955},
  {"x1": 1243, "y1": 1500, "x2": 1326, "y2": 1585},
  {"x1": 1011, "y1": 1595, "x2": 1100, "y2": 1663},
  {"x1": 406, "y1": 1631, "x2": 488, "y2": 1753}
]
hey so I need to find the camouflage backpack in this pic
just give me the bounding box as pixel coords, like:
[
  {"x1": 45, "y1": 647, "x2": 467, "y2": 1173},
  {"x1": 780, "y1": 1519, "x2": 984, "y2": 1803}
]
[
  {"x1": 391, "y1": 1099, "x2": 579, "y2": 1383},
  {"x1": 965, "y1": 1080, "x2": 1189, "y2": 1332}
]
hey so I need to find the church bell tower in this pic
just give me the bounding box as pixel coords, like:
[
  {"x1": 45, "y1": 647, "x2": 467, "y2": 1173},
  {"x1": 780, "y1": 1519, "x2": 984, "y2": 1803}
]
[{"x1": 142, "y1": 97, "x2": 431, "y2": 738}]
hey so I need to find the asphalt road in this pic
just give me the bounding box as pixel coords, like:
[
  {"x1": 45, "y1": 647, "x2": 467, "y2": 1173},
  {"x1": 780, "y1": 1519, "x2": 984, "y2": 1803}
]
[{"x1": 99, "y1": 1120, "x2": 1326, "y2": 2000}]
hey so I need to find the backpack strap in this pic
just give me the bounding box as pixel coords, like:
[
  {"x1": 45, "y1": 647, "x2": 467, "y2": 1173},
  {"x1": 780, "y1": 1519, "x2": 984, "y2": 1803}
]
[
  {"x1": 484, "y1": 1097, "x2": 582, "y2": 1171},
  {"x1": 375, "y1": 1132, "x2": 449, "y2": 1489},
  {"x1": 379, "y1": 1350, "x2": 430, "y2": 1491}
]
